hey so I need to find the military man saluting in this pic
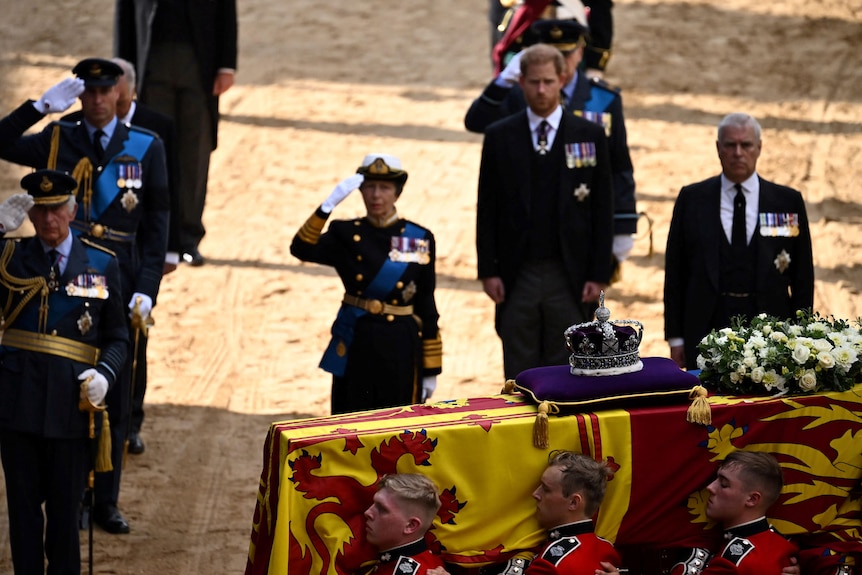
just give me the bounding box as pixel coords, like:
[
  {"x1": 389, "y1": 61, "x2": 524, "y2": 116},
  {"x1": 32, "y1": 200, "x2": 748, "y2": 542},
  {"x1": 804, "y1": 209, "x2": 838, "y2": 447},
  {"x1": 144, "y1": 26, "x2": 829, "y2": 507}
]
[
  {"x1": 0, "y1": 57, "x2": 170, "y2": 533},
  {"x1": 0, "y1": 170, "x2": 128, "y2": 574}
]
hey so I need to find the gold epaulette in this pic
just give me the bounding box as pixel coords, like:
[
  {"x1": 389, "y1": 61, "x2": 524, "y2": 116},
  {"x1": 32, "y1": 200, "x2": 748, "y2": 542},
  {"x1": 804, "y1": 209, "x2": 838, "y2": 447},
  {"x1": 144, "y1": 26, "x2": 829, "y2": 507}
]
[
  {"x1": 422, "y1": 332, "x2": 442, "y2": 371},
  {"x1": 80, "y1": 237, "x2": 117, "y2": 257}
]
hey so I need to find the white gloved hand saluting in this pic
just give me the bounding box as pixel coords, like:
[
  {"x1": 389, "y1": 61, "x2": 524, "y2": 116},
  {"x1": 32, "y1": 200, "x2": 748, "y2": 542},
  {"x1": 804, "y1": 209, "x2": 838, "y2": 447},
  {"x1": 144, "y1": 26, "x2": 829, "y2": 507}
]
[
  {"x1": 0, "y1": 193, "x2": 35, "y2": 233},
  {"x1": 79, "y1": 368, "x2": 109, "y2": 405},
  {"x1": 321, "y1": 174, "x2": 364, "y2": 214},
  {"x1": 495, "y1": 51, "x2": 524, "y2": 88},
  {"x1": 422, "y1": 376, "x2": 437, "y2": 402},
  {"x1": 32, "y1": 78, "x2": 85, "y2": 114},
  {"x1": 128, "y1": 292, "x2": 153, "y2": 319}
]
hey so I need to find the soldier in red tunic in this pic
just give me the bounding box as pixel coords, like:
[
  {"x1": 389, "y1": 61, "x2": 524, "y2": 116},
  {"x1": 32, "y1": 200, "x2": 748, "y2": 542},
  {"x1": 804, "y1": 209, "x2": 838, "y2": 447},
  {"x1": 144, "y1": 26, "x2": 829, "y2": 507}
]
[
  {"x1": 671, "y1": 450, "x2": 798, "y2": 575},
  {"x1": 361, "y1": 474, "x2": 445, "y2": 575}
]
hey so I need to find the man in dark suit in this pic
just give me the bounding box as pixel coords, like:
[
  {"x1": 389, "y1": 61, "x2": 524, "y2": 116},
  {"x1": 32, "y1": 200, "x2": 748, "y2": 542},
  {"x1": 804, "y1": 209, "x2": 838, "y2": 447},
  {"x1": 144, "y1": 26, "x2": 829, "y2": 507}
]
[
  {"x1": 0, "y1": 170, "x2": 128, "y2": 575},
  {"x1": 467, "y1": 18, "x2": 638, "y2": 273},
  {"x1": 477, "y1": 43, "x2": 614, "y2": 379},
  {"x1": 115, "y1": 0, "x2": 238, "y2": 266},
  {"x1": 65, "y1": 56, "x2": 178, "y2": 456},
  {"x1": 0, "y1": 57, "x2": 170, "y2": 534},
  {"x1": 664, "y1": 113, "x2": 814, "y2": 370}
]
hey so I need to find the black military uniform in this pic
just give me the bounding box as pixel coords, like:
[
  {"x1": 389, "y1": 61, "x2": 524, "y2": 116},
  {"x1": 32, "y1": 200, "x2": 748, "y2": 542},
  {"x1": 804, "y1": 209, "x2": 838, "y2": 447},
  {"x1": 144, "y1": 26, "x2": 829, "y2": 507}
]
[
  {"x1": 290, "y1": 156, "x2": 442, "y2": 414},
  {"x1": 0, "y1": 170, "x2": 128, "y2": 575},
  {"x1": 465, "y1": 19, "x2": 637, "y2": 238},
  {"x1": 0, "y1": 58, "x2": 169, "y2": 533}
]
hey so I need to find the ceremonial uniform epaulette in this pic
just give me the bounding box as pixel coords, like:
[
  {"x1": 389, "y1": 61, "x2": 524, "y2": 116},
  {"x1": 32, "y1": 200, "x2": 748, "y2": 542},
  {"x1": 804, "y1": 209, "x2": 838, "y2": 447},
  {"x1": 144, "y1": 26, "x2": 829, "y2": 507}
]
[
  {"x1": 392, "y1": 556, "x2": 421, "y2": 575},
  {"x1": 53, "y1": 119, "x2": 80, "y2": 129},
  {"x1": 80, "y1": 237, "x2": 117, "y2": 257},
  {"x1": 541, "y1": 536, "x2": 583, "y2": 565},
  {"x1": 589, "y1": 76, "x2": 621, "y2": 94},
  {"x1": 721, "y1": 536, "x2": 755, "y2": 565},
  {"x1": 126, "y1": 123, "x2": 160, "y2": 139}
]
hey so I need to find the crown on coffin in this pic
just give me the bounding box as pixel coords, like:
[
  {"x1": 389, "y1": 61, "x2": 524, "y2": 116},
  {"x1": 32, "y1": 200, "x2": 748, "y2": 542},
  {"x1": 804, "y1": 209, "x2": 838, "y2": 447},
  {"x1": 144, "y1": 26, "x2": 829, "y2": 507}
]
[{"x1": 564, "y1": 292, "x2": 644, "y2": 376}]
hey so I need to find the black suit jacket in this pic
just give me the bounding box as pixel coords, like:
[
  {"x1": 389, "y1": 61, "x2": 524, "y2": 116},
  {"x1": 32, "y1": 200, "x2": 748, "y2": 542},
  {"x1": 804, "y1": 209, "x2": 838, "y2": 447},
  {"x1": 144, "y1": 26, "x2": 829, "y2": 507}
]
[
  {"x1": 466, "y1": 74, "x2": 637, "y2": 234},
  {"x1": 477, "y1": 109, "x2": 614, "y2": 298},
  {"x1": 664, "y1": 175, "x2": 815, "y2": 367},
  {"x1": 115, "y1": 0, "x2": 238, "y2": 150},
  {"x1": 66, "y1": 103, "x2": 181, "y2": 253}
]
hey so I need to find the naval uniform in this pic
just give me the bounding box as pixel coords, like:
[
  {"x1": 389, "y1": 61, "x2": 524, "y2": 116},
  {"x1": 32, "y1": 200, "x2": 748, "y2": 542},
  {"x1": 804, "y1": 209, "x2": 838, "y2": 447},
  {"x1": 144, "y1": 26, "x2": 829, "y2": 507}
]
[
  {"x1": 671, "y1": 518, "x2": 797, "y2": 575},
  {"x1": 0, "y1": 235, "x2": 128, "y2": 575},
  {"x1": 525, "y1": 520, "x2": 621, "y2": 575},
  {"x1": 0, "y1": 100, "x2": 170, "y2": 507},
  {"x1": 291, "y1": 208, "x2": 442, "y2": 414}
]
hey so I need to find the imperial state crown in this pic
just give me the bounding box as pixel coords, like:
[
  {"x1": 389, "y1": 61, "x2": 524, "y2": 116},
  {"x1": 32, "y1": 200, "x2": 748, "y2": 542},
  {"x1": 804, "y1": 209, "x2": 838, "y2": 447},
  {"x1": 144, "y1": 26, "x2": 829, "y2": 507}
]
[{"x1": 564, "y1": 292, "x2": 644, "y2": 376}]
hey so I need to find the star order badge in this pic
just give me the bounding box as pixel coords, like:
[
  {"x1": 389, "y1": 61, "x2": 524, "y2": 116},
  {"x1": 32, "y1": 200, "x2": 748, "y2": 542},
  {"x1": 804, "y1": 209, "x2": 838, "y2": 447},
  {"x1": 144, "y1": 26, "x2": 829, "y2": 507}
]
[
  {"x1": 77, "y1": 309, "x2": 93, "y2": 335},
  {"x1": 121, "y1": 190, "x2": 139, "y2": 213},
  {"x1": 573, "y1": 183, "x2": 590, "y2": 202},
  {"x1": 774, "y1": 249, "x2": 791, "y2": 273}
]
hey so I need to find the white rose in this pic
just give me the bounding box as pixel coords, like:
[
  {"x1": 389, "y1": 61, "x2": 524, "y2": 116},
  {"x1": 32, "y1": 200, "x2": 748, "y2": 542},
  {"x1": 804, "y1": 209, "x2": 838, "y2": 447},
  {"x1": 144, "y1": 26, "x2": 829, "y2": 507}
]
[
  {"x1": 813, "y1": 338, "x2": 833, "y2": 353},
  {"x1": 792, "y1": 343, "x2": 811, "y2": 365},
  {"x1": 799, "y1": 369, "x2": 818, "y2": 392},
  {"x1": 818, "y1": 351, "x2": 836, "y2": 369},
  {"x1": 730, "y1": 372, "x2": 741, "y2": 384},
  {"x1": 771, "y1": 332, "x2": 788, "y2": 344},
  {"x1": 696, "y1": 354, "x2": 707, "y2": 370},
  {"x1": 761, "y1": 325, "x2": 773, "y2": 336},
  {"x1": 751, "y1": 366, "x2": 765, "y2": 383}
]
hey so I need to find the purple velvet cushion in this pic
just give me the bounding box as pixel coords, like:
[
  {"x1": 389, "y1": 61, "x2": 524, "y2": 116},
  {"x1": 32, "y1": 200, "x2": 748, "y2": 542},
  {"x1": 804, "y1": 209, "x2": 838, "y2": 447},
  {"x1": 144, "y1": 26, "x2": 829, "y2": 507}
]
[{"x1": 514, "y1": 357, "x2": 701, "y2": 408}]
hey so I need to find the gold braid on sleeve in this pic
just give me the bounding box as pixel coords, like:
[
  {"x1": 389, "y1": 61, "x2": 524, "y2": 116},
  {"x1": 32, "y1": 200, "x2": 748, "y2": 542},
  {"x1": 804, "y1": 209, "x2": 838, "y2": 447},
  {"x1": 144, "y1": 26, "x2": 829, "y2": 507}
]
[
  {"x1": 70, "y1": 158, "x2": 94, "y2": 220},
  {"x1": 422, "y1": 332, "x2": 442, "y2": 371},
  {"x1": 295, "y1": 212, "x2": 328, "y2": 245}
]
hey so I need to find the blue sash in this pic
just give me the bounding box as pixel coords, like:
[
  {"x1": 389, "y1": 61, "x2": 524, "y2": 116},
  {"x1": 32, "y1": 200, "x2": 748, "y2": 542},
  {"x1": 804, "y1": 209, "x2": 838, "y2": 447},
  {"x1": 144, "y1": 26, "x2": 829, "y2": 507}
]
[
  {"x1": 80, "y1": 130, "x2": 153, "y2": 223},
  {"x1": 584, "y1": 86, "x2": 614, "y2": 114},
  {"x1": 319, "y1": 222, "x2": 424, "y2": 377},
  {"x1": 12, "y1": 245, "x2": 112, "y2": 333}
]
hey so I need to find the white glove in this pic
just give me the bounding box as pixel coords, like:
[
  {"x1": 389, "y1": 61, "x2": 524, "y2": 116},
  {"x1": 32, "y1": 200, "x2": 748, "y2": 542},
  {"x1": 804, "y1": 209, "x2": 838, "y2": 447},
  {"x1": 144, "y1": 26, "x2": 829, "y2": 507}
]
[
  {"x1": 321, "y1": 174, "x2": 364, "y2": 214},
  {"x1": 612, "y1": 234, "x2": 635, "y2": 262},
  {"x1": 0, "y1": 193, "x2": 34, "y2": 233},
  {"x1": 79, "y1": 368, "x2": 109, "y2": 405},
  {"x1": 33, "y1": 78, "x2": 85, "y2": 114},
  {"x1": 128, "y1": 292, "x2": 153, "y2": 319},
  {"x1": 422, "y1": 376, "x2": 437, "y2": 402},
  {"x1": 495, "y1": 51, "x2": 523, "y2": 87}
]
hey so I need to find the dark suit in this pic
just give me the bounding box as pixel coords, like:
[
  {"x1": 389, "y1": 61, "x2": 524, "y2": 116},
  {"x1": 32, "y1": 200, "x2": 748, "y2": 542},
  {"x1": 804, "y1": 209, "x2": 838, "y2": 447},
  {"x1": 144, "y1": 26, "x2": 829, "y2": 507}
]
[
  {"x1": 466, "y1": 73, "x2": 637, "y2": 235},
  {"x1": 664, "y1": 175, "x2": 815, "y2": 369},
  {"x1": 477, "y1": 109, "x2": 614, "y2": 377},
  {"x1": 0, "y1": 235, "x2": 127, "y2": 575},
  {"x1": 0, "y1": 100, "x2": 170, "y2": 508},
  {"x1": 115, "y1": 0, "x2": 238, "y2": 253}
]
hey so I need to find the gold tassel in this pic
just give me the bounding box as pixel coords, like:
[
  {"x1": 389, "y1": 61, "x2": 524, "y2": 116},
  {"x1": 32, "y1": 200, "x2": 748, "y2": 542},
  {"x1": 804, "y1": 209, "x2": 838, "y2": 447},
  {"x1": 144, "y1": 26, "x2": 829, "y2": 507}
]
[
  {"x1": 533, "y1": 401, "x2": 550, "y2": 449},
  {"x1": 48, "y1": 125, "x2": 60, "y2": 169},
  {"x1": 501, "y1": 378, "x2": 516, "y2": 394},
  {"x1": 686, "y1": 385, "x2": 712, "y2": 426},
  {"x1": 95, "y1": 411, "x2": 113, "y2": 472}
]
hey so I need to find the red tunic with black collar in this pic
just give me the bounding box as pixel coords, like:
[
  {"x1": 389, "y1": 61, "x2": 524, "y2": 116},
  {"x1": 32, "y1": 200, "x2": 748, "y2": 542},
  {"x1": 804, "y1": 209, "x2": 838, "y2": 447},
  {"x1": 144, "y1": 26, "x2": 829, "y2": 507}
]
[
  {"x1": 365, "y1": 539, "x2": 445, "y2": 575},
  {"x1": 526, "y1": 520, "x2": 621, "y2": 575},
  {"x1": 671, "y1": 518, "x2": 797, "y2": 575}
]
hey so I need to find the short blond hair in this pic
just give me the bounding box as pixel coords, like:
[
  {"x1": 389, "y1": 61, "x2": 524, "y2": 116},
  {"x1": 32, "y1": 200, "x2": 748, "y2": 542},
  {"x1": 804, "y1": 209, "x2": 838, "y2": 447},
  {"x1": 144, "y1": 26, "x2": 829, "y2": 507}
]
[{"x1": 378, "y1": 474, "x2": 441, "y2": 524}]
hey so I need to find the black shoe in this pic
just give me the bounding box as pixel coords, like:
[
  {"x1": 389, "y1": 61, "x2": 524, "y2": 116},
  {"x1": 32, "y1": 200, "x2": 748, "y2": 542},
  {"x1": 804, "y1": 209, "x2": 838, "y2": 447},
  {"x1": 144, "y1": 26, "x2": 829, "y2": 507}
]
[
  {"x1": 93, "y1": 504, "x2": 130, "y2": 534},
  {"x1": 182, "y1": 248, "x2": 204, "y2": 267},
  {"x1": 128, "y1": 431, "x2": 145, "y2": 455}
]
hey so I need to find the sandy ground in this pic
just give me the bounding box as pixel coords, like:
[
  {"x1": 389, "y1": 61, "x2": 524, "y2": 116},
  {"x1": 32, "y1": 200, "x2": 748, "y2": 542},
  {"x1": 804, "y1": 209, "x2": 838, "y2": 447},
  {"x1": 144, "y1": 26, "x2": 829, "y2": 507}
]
[{"x1": 0, "y1": 0, "x2": 861, "y2": 572}]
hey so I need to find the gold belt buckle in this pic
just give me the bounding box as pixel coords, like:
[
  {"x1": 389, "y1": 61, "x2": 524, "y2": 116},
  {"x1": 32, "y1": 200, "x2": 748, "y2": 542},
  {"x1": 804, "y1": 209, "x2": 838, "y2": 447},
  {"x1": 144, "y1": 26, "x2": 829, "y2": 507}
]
[
  {"x1": 91, "y1": 223, "x2": 105, "y2": 238},
  {"x1": 366, "y1": 299, "x2": 384, "y2": 315}
]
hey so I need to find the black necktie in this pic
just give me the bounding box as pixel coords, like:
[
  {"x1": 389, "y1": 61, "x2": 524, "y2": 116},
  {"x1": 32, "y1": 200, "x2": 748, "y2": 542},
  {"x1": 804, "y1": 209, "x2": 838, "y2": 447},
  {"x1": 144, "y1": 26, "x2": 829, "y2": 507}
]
[
  {"x1": 537, "y1": 120, "x2": 549, "y2": 155},
  {"x1": 93, "y1": 129, "x2": 105, "y2": 162},
  {"x1": 47, "y1": 249, "x2": 60, "y2": 291},
  {"x1": 732, "y1": 183, "x2": 746, "y2": 248}
]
